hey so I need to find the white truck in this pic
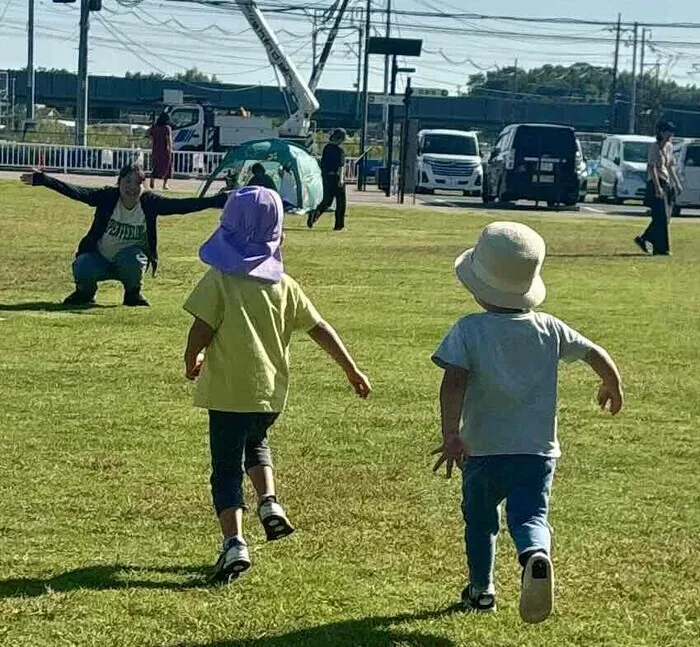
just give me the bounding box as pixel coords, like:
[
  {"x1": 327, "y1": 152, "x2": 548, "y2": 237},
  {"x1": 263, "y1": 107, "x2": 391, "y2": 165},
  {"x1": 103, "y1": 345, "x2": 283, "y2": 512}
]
[
  {"x1": 415, "y1": 129, "x2": 483, "y2": 196},
  {"x1": 164, "y1": 0, "x2": 350, "y2": 152}
]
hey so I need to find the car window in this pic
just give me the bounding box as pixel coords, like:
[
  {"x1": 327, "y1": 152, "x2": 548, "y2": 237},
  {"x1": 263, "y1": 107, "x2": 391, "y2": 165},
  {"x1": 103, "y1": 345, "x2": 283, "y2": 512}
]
[
  {"x1": 685, "y1": 145, "x2": 700, "y2": 167},
  {"x1": 169, "y1": 108, "x2": 199, "y2": 129},
  {"x1": 422, "y1": 134, "x2": 478, "y2": 156},
  {"x1": 513, "y1": 126, "x2": 576, "y2": 157},
  {"x1": 623, "y1": 141, "x2": 651, "y2": 164}
]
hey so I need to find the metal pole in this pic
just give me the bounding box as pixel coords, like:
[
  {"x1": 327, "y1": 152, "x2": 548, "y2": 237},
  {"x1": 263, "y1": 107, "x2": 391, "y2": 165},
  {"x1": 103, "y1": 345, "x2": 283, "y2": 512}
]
[
  {"x1": 629, "y1": 22, "x2": 638, "y2": 135},
  {"x1": 76, "y1": 0, "x2": 90, "y2": 146},
  {"x1": 312, "y1": 10, "x2": 319, "y2": 71},
  {"x1": 385, "y1": 55, "x2": 397, "y2": 197},
  {"x1": 398, "y1": 76, "x2": 412, "y2": 204},
  {"x1": 609, "y1": 13, "x2": 621, "y2": 133},
  {"x1": 357, "y1": 0, "x2": 371, "y2": 191},
  {"x1": 382, "y1": 0, "x2": 391, "y2": 165},
  {"x1": 639, "y1": 28, "x2": 648, "y2": 132},
  {"x1": 355, "y1": 25, "x2": 363, "y2": 121},
  {"x1": 26, "y1": 0, "x2": 35, "y2": 122}
]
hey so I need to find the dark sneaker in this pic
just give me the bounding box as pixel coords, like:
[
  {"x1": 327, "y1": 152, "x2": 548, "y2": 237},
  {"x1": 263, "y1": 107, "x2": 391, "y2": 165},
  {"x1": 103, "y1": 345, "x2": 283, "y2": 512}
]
[
  {"x1": 520, "y1": 552, "x2": 554, "y2": 624},
  {"x1": 461, "y1": 584, "x2": 497, "y2": 613},
  {"x1": 123, "y1": 291, "x2": 150, "y2": 307},
  {"x1": 652, "y1": 251, "x2": 672, "y2": 256},
  {"x1": 62, "y1": 290, "x2": 95, "y2": 307},
  {"x1": 307, "y1": 210, "x2": 317, "y2": 229},
  {"x1": 209, "y1": 538, "x2": 251, "y2": 584},
  {"x1": 258, "y1": 495, "x2": 295, "y2": 541},
  {"x1": 633, "y1": 236, "x2": 650, "y2": 254}
]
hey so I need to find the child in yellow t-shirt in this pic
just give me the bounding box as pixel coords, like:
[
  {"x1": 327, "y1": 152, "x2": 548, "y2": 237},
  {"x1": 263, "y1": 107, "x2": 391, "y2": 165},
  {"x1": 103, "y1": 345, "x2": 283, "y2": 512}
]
[{"x1": 183, "y1": 187, "x2": 371, "y2": 584}]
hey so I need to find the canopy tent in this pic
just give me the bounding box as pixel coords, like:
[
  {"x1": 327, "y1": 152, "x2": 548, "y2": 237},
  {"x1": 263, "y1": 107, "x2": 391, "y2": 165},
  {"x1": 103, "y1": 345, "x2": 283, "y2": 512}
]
[{"x1": 198, "y1": 139, "x2": 324, "y2": 213}]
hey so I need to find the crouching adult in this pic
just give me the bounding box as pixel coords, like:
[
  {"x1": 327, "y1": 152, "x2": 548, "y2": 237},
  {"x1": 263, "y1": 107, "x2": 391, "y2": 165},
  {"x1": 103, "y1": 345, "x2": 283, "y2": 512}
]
[{"x1": 21, "y1": 164, "x2": 227, "y2": 307}]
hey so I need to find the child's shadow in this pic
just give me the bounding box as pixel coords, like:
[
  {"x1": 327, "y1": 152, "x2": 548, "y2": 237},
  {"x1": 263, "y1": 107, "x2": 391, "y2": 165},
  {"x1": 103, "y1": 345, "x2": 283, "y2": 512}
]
[
  {"x1": 0, "y1": 563, "x2": 210, "y2": 598},
  {"x1": 171, "y1": 606, "x2": 463, "y2": 647},
  {"x1": 0, "y1": 301, "x2": 117, "y2": 313}
]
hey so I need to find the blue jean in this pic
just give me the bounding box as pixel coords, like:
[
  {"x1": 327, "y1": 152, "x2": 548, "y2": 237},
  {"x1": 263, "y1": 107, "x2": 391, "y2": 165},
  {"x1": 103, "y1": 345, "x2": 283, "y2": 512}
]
[
  {"x1": 72, "y1": 246, "x2": 148, "y2": 294},
  {"x1": 208, "y1": 411, "x2": 278, "y2": 514},
  {"x1": 462, "y1": 455, "x2": 556, "y2": 592}
]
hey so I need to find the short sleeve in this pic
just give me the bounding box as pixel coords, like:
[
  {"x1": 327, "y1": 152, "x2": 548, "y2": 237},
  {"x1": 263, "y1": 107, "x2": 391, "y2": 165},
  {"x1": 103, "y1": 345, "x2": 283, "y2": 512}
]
[
  {"x1": 552, "y1": 317, "x2": 595, "y2": 363},
  {"x1": 291, "y1": 281, "x2": 323, "y2": 332},
  {"x1": 432, "y1": 322, "x2": 470, "y2": 370},
  {"x1": 183, "y1": 269, "x2": 224, "y2": 330}
]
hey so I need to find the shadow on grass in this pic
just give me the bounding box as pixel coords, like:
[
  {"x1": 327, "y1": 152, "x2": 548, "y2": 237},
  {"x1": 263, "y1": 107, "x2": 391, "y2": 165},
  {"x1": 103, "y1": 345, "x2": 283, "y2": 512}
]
[
  {"x1": 549, "y1": 252, "x2": 642, "y2": 258},
  {"x1": 0, "y1": 301, "x2": 117, "y2": 313},
  {"x1": 0, "y1": 564, "x2": 211, "y2": 597},
  {"x1": 171, "y1": 606, "x2": 463, "y2": 647}
]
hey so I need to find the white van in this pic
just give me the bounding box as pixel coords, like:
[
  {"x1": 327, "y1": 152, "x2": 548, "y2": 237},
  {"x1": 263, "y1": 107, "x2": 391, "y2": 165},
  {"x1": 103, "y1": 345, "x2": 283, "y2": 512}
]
[
  {"x1": 416, "y1": 129, "x2": 483, "y2": 196},
  {"x1": 673, "y1": 141, "x2": 700, "y2": 216},
  {"x1": 598, "y1": 135, "x2": 655, "y2": 203}
]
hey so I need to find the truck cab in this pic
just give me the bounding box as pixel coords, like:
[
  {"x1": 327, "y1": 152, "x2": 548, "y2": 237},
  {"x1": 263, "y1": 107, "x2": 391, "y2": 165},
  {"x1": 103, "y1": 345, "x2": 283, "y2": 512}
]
[
  {"x1": 416, "y1": 129, "x2": 483, "y2": 196},
  {"x1": 165, "y1": 103, "x2": 277, "y2": 152}
]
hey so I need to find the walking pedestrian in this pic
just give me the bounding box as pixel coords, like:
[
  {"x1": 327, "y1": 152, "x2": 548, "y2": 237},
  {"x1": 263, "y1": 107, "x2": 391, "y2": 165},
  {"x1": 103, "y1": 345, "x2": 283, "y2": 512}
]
[
  {"x1": 308, "y1": 128, "x2": 347, "y2": 231},
  {"x1": 634, "y1": 120, "x2": 682, "y2": 256},
  {"x1": 148, "y1": 112, "x2": 173, "y2": 190}
]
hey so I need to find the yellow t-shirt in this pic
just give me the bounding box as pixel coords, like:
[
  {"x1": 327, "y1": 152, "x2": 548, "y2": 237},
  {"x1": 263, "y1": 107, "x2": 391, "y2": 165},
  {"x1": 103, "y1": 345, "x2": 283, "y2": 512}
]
[{"x1": 183, "y1": 268, "x2": 323, "y2": 413}]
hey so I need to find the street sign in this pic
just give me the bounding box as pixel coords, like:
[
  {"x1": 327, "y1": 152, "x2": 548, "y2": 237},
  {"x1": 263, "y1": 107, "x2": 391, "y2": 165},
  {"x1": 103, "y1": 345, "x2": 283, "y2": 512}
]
[
  {"x1": 368, "y1": 37, "x2": 423, "y2": 57},
  {"x1": 413, "y1": 88, "x2": 449, "y2": 98},
  {"x1": 369, "y1": 93, "x2": 405, "y2": 106}
]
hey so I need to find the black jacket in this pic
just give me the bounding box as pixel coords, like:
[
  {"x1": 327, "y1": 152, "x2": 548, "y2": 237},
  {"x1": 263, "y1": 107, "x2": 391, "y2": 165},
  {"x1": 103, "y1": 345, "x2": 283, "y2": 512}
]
[
  {"x1": 32, "y1": 172, "x2": 227, "y2": 273},
  {"x1": 320, "y1": 143, "x2": 345, "y2": 176}
]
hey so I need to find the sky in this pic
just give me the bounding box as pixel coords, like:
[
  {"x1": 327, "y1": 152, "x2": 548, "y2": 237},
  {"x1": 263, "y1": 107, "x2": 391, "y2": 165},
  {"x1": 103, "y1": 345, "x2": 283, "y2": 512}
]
[{"x1": 2, "y1": 0, "x2": 700, "y2": 96}]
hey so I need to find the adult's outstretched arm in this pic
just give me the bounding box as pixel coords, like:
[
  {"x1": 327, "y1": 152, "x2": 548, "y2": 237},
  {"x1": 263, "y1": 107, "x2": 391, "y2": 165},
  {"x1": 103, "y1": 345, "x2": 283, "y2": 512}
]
[{"x1": 147, "y1": 191, "x2": 228, "y2": 217}]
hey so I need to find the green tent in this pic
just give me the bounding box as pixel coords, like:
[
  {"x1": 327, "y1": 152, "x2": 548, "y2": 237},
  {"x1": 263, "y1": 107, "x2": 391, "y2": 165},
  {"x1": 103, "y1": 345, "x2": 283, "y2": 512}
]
[{"x1": 198, "y1": 139, "x2": 324, "y2": 214}]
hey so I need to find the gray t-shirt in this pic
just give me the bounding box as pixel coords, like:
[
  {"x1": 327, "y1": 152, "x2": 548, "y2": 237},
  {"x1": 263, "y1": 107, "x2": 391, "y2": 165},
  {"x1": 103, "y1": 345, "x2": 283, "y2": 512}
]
[{"x1": 432, "y1": 311, "x2": 596, "y2": 458}]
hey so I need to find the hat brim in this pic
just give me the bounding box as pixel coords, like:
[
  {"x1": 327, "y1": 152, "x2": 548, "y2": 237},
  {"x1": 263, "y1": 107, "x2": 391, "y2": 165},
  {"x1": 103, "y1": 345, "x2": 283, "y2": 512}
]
[
  {"x1": 455, "y1": 248, "x2": 546, "y2": 309},
  {"x1": 200, "y1": 228, "x2": 283, "y2": 283}
]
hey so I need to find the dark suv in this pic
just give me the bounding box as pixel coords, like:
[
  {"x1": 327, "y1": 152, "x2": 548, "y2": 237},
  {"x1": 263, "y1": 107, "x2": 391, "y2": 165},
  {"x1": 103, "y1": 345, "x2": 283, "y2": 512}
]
[{"x1": 483, "y1": 123, "x2": 582, "y2": 207}]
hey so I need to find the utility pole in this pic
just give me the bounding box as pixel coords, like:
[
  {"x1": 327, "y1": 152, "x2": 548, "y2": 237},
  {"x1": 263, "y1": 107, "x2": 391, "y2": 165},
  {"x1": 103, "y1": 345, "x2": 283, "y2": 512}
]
[
  {"x1": 382, "y1": 0, "x2": 392, "y2": 165},
  {"x1": 75, "y1": 0, "x2": 90, "y2": 146},
  {"x1": 513, "y1": 58, "x2": 518, "y2": 94},
  {"x1": 357, "y1": 0, "x2": 371, "y2": 191},
  {"x1": 312, "y1": 10, "x2": 319, "y2": 71},
  {"x1": 26, "y1": 0, "x2": 36, "y2": 123},
  {"x1": 629, "y1": 22, "x2": 638, "y2": 135},
  {"x1": 639, "y1": 28, "x2": 648, "y2": 132},
  {"x1": 609, "y1": 13, "x2": 621, "y2": 133},
  {"x1": 355, "y1": 25, "x2": 363, "y2": 120}
]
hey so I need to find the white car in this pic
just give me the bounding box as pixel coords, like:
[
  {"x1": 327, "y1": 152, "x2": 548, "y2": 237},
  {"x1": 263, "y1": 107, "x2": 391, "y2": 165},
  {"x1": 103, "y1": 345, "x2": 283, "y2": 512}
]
[
  {"x1": 416, "y1": 129, "x2": 483, "y2": 196},
  {"x1": 673, "y1": 140, "x2": 700, "y2": 216},
  {"x1": 598, "y1": 135, "x2": 654, "y2": 204}
]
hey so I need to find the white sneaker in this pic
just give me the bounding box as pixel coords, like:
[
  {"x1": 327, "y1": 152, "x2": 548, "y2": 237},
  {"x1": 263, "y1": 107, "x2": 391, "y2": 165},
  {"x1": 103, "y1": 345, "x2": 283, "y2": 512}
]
[
  {"x1": 520, "y1": 552, "x2": 554, "y2": 624},
  {"x1": 258, "y1": 496, "x2": 295, "y2": 541},
  {"x1": 210, "y1": 539, "x2": 251, "y2": 584}
]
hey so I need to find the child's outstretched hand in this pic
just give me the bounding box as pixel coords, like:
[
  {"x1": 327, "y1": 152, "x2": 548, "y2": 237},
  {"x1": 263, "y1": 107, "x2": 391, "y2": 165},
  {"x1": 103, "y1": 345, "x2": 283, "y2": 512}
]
[
  {"x1": 346, "y1": 367, "x2": 371, "y2": 398},
  {"x1": 598, "y1": 381, "x2": 624, "y2": 415},
  {"x1": 432, "y1": 433, "x2": 470, "y2": 478}
]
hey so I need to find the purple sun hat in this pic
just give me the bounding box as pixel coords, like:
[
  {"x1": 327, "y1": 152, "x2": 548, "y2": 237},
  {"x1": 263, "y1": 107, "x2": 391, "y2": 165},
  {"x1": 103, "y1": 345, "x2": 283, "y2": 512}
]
[{"x1": 199, "y1": 186, "x2": 284, "y2": 283}]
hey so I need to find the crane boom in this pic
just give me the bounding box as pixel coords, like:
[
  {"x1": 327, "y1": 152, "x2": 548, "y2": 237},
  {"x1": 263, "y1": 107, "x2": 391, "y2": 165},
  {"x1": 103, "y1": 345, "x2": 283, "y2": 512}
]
[{"x1": 235, "y1": 0, "x2": 320, "y2": 138}]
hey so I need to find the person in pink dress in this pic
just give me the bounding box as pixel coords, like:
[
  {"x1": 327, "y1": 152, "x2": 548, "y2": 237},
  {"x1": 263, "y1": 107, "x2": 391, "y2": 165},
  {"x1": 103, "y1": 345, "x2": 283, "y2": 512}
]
[{"x1": 148, "y1": 112, "x2": 173, "y2": 190}]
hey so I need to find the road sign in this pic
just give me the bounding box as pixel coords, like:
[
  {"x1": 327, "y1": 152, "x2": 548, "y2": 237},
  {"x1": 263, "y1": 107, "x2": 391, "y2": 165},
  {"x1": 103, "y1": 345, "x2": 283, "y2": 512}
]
[
  {"x1": 369, "y1": 93, "x2": 405, "y2": 106},
  {"x1": 413, "y1": 88, "x2": 449, "y2": 98}
]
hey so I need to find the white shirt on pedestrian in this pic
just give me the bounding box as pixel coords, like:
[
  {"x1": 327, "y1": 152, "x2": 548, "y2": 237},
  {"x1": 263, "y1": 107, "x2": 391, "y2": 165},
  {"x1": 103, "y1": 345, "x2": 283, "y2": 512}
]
[{"x1": 97, "y1": 201, "x2": 147, "y2": 261}]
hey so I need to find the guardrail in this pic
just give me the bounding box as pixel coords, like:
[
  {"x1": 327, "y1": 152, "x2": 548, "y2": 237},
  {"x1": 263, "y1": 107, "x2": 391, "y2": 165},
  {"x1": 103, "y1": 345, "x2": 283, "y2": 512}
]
[{"x1": 0, "y1": 140, "x2": 224, "y2": 178}]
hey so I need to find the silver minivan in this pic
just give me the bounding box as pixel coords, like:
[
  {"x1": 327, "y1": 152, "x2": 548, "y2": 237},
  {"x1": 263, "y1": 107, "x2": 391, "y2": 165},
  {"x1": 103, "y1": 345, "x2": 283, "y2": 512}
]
[
  {"x1": 598, "y1": 135, "x2": 654, "y2": 203},
  {"x1": 673, "y1": 140, "x2": 700, "y2": 216}
]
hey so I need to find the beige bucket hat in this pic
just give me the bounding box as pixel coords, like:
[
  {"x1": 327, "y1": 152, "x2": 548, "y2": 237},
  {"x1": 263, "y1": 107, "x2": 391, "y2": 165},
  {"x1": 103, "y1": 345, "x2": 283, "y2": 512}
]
[{"x1": 455, "y1": 222, "x2": 547, "y2": 310}]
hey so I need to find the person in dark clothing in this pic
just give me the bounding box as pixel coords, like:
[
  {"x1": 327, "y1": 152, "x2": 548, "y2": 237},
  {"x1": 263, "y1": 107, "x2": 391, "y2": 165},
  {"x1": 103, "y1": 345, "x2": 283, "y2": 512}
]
[
  {"x1": 634, "y1": 120, "x2": 682, "y2": 256},
  {"x1": 247, "y1": 163, "x2": 278, "y2": 192},
  {"x1": 308, "y1": 128, "x2": 347, "y2": 230},
  {"x1": 20, "y1": 164, "x2": 228, "y2": 307}
]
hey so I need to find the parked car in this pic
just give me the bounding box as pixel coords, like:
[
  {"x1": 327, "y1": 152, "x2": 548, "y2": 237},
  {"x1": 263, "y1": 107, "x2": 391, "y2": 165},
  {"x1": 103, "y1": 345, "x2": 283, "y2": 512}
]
[
  {"x1": 415, "y1": 129, "x2": 483, "y2": 196},
  {"x1": 482, "y1": 123, "x2": 581, "y2": 207},
  {"x1": 673, "y1": 140, "x2": 700, "y2": 216},
  {"x1": 597, "y1": 134, "x2": 654, "y2": 204}
]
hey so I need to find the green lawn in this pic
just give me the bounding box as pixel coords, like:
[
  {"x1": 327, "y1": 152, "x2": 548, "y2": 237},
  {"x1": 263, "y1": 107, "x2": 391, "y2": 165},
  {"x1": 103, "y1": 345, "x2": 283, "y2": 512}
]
[{"x1": 1, "y1": 180, "x2": 699, "y2": 647}]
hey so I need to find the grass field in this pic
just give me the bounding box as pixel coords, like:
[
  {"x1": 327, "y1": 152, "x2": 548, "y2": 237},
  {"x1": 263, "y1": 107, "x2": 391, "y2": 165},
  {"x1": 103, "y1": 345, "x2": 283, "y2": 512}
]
[{"x1": 1, "y1": 180, "x2": 699, "y2": 647}]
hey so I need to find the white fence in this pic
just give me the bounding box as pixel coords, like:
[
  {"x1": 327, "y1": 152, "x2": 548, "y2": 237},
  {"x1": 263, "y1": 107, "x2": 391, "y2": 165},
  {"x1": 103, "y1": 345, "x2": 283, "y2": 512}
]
[
  {"x1": 0, "y1": 140, "x2": 225, "y2": 178},
  {"x1": 0, "y1": 139, "x2": 363, "y2": 183}
]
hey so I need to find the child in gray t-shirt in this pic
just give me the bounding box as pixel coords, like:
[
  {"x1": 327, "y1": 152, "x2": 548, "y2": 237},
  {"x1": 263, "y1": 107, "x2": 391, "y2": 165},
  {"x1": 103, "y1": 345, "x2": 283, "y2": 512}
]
[{"x1": 432, "y1": 222, "x2": 623, "y2": 624}]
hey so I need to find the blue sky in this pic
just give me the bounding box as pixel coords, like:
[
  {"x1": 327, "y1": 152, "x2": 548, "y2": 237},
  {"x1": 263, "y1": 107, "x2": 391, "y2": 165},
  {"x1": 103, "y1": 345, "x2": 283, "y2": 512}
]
[{"x1": 2, "y1": 0, "x2": 700, "y2": 93}]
